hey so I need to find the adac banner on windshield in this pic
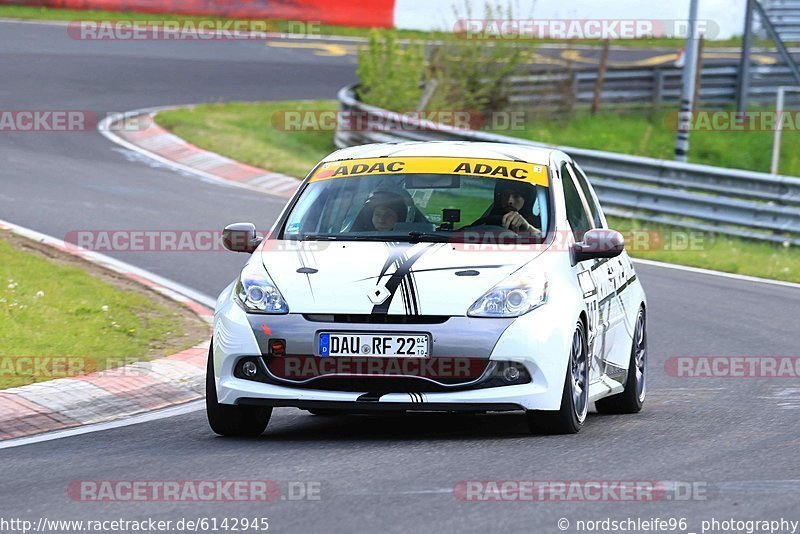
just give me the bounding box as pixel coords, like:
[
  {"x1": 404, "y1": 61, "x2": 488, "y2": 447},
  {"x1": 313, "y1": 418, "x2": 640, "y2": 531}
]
[
  {"x1": 0, "y1": 0, "x2": 396, "y2": 28},
  {"x1": 310, "y1": 157, "x2": 550, "y2": 187}
]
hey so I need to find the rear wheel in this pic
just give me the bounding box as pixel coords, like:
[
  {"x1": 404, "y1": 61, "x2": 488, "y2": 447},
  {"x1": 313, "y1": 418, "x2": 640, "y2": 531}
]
[
  {"x1": 526, "y1": 321, "x2": 588, "y2": 435},
  {"x1": 206, "y1": 343, "x2": 272, "y2": 437},
  {"x1": 596, "y1": 307, "x2": 647, "y2": 414}
]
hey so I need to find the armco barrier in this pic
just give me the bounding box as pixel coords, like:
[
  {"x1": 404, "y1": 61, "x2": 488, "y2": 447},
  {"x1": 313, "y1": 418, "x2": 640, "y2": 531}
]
[
  {"x1": 336, "y1": 84, "x2": 800, "y2": 245},
  {"x1": 0, "y1": 0, "x2": 395, "y2": 27},
  {"x1": 506, "y1": 65, "x2": 800, "y2": 109}
]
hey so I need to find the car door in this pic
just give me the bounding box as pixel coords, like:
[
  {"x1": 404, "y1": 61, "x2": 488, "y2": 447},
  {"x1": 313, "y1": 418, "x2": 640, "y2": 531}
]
[
  {"x1": 559, "y1": 161, "x2": 608, "y2": 385},
  {"x1": 567, "y1": 161, "x2": 632, "y2": 372}
]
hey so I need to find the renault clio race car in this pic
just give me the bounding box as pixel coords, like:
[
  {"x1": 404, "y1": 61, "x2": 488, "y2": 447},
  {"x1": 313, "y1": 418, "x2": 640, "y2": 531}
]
[{"x1": 207, "y1": 141, "x2": 647, "y2": 436}]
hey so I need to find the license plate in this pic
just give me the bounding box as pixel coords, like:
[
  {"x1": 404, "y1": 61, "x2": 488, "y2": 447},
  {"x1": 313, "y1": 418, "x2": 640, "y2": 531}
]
[{"x1": 318, "y1": 333, "x2": 429, "y2": 358}]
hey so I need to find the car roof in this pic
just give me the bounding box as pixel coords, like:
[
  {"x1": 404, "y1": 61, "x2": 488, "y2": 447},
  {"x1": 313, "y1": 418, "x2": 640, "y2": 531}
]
[{"x1": 321, "y1": 141, "x2": 556, "y2": 166}]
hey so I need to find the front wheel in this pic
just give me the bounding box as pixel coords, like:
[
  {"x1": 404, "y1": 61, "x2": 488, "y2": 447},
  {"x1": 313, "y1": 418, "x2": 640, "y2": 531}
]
[
  {"x1": 526, "y1": 321, "x2": 589, "y2": 435},
  {"x1": 596, "y1": 307, "x2": 647, "y2": 414},
  {"x1": 206, "y1": 343, "x2": 272, "y2": 437}
]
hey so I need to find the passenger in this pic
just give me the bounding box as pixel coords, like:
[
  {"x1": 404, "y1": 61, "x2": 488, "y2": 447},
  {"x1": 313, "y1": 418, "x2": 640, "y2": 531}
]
[{"x1": 351, "y1": 191, "x2": 409, "y2": 232}]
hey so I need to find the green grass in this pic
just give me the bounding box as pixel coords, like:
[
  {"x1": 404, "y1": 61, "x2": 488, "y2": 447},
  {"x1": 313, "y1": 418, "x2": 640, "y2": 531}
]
[
  {"x1": 153, "y1": 100, "x2": 800, "y2": 283},
  {"x1": 498, "y1": 108, "x2": 800, "y2": 176},
  {"x1": 0, "y1": 5, "x2": 756, "y2": 48},
  {"x1": 608, "y1": 217, "x2": 800, "y2": 282},
  {"x1": 0, "y1": 234, "x2": 202, "y2": 389},
  {"x1": 157, "y1": 100, "x2": 338, "y2": 178}
]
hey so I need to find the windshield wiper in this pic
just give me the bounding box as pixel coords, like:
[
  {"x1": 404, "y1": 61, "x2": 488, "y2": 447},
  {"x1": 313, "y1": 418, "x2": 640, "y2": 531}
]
[
  {"x1": 406, "y1": 232, "x2": 450, "y2": 243},
  {"x1": 297, "y1": 233, "x2": 449, "y2": 243},
  {"x1": 300, "y1": 234, "x2": 376, "y2": 241}
]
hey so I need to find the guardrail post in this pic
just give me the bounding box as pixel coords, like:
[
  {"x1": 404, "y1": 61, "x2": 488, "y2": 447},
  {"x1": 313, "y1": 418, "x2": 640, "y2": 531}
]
[
  {"x1": 653, "y1": 70, "x2": 665, "y2": 108},
  {"x1": 561, "y1": 70, "x2": 578, "y2": 114},
  {"x1": 737, "y1": 0, "x2": 755, "y2": 112},
  {"x1": 591, "y1": 40, "x2": 611, "y2": 115},
  {"x1": 693, "y1": 35, "x2": 705, "y2": 107},
  {"x1": 675, "y1": 0, "x2": 700, "y2": 162}
]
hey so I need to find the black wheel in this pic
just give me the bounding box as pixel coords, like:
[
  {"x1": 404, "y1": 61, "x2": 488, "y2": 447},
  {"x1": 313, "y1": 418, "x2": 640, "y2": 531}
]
[
  {"x1": 596, "y1": 307, "x2": 647, "y2": 414},
  {"x1": 526, "y1": 321, "x2": 589, "y2": 435},
  {"x1": 206, "y1": 343, "x2": 272, "y2": 437}
]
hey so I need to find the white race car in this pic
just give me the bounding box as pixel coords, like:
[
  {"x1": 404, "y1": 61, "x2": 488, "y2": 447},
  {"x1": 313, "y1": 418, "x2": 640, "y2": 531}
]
[{"x1": 207, "y1": 141, "x2": 647, "y2": 435}]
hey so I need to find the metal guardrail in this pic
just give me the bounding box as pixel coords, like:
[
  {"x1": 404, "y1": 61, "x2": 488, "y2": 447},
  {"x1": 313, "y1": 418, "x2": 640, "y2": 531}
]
[
  {"x1": 764, "y1": 0, "x2": 800, "y2": 42},
  {"x1": 504, "y1": 65, "x2": 800, "y2": 108},
  {"x1": 336, "y1": 84, "x2": 800, "y2": 245}
]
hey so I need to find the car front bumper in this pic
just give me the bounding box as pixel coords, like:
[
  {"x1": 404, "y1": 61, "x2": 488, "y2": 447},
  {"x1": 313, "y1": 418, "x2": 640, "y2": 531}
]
[{"x1": 212, "y1": 284, "x2": 573, "y2": 411}]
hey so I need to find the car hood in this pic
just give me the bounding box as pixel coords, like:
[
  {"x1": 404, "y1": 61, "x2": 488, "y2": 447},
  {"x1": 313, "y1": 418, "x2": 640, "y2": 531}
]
[{"x1": 260, "y1": 241, "x2": 546, "y2": 316}]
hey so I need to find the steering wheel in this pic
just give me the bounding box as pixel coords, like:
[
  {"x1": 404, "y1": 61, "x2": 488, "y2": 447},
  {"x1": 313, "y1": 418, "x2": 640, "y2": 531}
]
[{"x1": 460, "y1": 215, "x2": 520, "y2": 239}]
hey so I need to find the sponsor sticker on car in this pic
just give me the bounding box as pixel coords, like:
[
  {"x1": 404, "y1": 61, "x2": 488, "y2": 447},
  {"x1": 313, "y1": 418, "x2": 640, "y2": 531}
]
[{"x1": 310, "y1": 157, "x2": 549, "y2": 186}]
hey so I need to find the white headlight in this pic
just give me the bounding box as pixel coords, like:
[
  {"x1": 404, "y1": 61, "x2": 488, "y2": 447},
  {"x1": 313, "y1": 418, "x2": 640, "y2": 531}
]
[
  {"x1": 467, "y1": 273, "x2": 548, "y2": 318},
  {"x1": 235, "y1": 261, "x2": 289, "y2": 314}
]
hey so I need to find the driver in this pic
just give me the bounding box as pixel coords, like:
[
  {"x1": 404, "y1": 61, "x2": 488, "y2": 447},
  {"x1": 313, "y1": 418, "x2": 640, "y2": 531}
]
[{"x1": 471, "y1": 180, "x2": 541, "y2": 233}]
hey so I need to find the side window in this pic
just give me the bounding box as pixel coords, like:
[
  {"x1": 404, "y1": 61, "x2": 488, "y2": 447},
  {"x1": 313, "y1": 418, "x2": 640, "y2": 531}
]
[
  {"x1": 568, "y1": 163, "x2": 605, "y2": 228},
  {"x1": 561, "y1": 163, "x2": 592, "y2": 242}
]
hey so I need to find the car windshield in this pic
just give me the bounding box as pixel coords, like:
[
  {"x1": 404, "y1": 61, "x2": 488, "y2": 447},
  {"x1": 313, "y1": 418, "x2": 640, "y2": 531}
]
[{"x1": 281, "y1": 156, "x2": 551, "y2": 243}]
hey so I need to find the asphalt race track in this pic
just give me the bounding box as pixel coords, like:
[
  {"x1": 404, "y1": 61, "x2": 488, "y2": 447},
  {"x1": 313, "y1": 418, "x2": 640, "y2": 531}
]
[{"x1": 1, "y1": 20, "x2": 799, "y2": 533}]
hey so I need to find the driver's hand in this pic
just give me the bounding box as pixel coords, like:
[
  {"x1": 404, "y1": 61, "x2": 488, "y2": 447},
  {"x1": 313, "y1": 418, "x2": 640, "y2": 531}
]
[{"x1": 501, "y1": 211, "x2": 540, "y2": 234}]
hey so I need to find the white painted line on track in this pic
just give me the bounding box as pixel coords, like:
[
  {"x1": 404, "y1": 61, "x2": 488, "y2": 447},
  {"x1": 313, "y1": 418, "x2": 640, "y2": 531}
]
[
  {"x1": 0, "y1": 401, "x2": 203, "y2": 450},
  {"x1": 632, "y1": 258, "x2": 800, "y2": 291}
]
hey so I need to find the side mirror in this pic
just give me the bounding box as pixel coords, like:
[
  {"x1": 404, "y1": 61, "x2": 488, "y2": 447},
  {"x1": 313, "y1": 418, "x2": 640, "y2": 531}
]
[
  {"x1": 572, "y1": 228, "x2": 624, "y2": 264},
  {"x1": 222, "y1": 222, "x2": 263, "y2": 253}
]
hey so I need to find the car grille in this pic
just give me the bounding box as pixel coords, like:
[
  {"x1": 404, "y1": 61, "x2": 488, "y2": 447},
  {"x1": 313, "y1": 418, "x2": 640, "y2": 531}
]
[{"x1": 264, "y1": 355, "x2": 490, "y2": 388}]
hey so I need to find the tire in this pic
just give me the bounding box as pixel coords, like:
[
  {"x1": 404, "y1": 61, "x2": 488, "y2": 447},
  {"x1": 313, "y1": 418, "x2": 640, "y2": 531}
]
[
  {"x1": 206, "y1": 343, "x2": 272, "y2": 437},
  {"x1": 526, "y1": 321, "x2": 589, "y2": 435},
  {"x1": 595, "y1": 307, "x2": 647, "y2": 414}
]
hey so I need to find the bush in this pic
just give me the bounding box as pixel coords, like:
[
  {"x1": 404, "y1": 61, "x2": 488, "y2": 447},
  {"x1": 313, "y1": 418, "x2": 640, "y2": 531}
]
[
  {"x1": 356, "y1": 30, "x2": 427, "y2": 111},
  {"x1": 426, "y1": 3, "x2": 524, "y2": 117},
  {"x1": 355, "y1": 3, "x2": 526, "y2": 122}
]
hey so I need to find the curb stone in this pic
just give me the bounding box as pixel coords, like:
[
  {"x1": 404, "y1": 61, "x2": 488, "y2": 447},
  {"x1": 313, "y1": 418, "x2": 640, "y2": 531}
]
[{"x1": 112, "y1": 112, "x2": 301, "y2": 198}]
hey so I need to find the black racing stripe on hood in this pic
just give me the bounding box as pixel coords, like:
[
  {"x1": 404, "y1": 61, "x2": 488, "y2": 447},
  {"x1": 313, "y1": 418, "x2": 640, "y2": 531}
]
[
  {"x1": 371, "y1": 244, "x2": 439, "y2": 315},
  {"x1": 294, "y1": 246, "x2": 316, "y2": 301},
  {"x1": 400, "y1": 276, "x2": 412, "y2": 315},
  {"x1": 406, "y1": 267, "x2": 420, "y2": 314}
]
